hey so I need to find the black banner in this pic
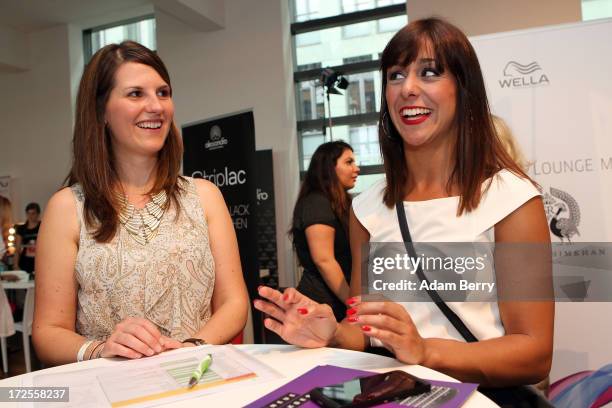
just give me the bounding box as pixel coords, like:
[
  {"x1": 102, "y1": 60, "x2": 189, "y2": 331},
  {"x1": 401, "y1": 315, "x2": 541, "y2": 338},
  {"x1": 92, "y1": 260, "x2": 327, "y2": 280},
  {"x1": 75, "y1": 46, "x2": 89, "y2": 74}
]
[
  {"x1": 255, "y1": 150, "x2": 278, "y2": 289},
  {"x1": 182, "y1": 111, "x2": 262, "y2": 342}
]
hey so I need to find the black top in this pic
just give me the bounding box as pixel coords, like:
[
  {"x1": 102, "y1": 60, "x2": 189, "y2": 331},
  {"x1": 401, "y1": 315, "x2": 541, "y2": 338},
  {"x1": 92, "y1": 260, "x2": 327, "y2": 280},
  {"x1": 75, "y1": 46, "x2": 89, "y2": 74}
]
[
  {"x1": 293, "y1": 192, "x2": 351, "y2": 320},
  {"x1": 16, "y1": 222, "x2": 40, "y2": 273}
]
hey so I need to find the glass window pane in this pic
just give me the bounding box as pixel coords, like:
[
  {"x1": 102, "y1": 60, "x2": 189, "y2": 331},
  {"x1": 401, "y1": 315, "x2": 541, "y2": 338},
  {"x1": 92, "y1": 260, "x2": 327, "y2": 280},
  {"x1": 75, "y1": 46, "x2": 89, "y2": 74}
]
[
  {"x1": 89, "y1": 17, "x2": 156, "y2": 57},
  {"x1": 291, "y1": 0, "x2": 405, "y2": 23},
  {"x1": 348, "y1": 124, "x2": 381, "y2": 165},
  {"x1": 300, "y1": 130, "x2": 327, "y2": 170},
  {"x1": 297, "y1": 80, "x2": 326, "y2": 120},
  {"x1": 296, "y1": 31, "x2": 321, "y2": 46},
  {"x1": 582, "y1": 0, "x2": 612, "y2": 20},
  {"x1": 294, "y1": 15, "x2": 406, "y2": 68},
  {"x1": 300, "y1": 122, "x2": 382, "y2": 170},
  {"x1": 294, "y1": 0, "x2": 325, "y2": 22},
  {"x1": 377, "y1": 15, "x2": 406, "y2": 32},
  {"x1": 342, "y1": 21, "x2": 373, "y2": 38},
  {"x1": 296, "y1": 70, "x2": 381, "y2": 121},
  {"x1": 342, "y1": 0, "x2": 376, "y2": 13},
  {"x1": 292, "y1": 0, "x2": 403, "y2": 22}
]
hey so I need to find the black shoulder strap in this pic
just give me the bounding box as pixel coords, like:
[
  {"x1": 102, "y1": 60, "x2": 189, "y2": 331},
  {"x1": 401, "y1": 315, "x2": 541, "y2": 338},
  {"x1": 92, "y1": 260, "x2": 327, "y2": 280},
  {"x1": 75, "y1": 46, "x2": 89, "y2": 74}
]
[{"x1": 395, "y1": 202, "x2": 478, "y2": 343}]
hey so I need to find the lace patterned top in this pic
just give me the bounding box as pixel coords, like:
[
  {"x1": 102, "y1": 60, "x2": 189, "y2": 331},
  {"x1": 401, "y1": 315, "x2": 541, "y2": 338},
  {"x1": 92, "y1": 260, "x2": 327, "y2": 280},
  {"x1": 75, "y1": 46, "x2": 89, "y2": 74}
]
[{"x1": 71, "y1": 177, "x2": 215, "y2": 341}]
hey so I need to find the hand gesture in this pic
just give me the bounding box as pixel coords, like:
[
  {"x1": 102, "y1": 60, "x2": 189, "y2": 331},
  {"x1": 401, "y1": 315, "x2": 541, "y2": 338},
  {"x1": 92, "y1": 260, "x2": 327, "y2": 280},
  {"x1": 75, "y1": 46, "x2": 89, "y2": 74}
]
[
  {"x1": 101, "y1": 317, "x2": 182, "y2": 359},
  {"x1": 254, "y1": 287, "x2": 338, "y2": 348},
  {"x1": 347, "y1": 298, "x2": 427, "y2": 365}
]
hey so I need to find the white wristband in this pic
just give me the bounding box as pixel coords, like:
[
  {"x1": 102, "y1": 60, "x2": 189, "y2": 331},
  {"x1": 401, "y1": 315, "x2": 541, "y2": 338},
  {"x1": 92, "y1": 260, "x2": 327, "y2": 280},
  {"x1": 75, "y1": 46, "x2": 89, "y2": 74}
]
[{"x1": 77, "y1": 340, "x2": 93, "y2": 362}]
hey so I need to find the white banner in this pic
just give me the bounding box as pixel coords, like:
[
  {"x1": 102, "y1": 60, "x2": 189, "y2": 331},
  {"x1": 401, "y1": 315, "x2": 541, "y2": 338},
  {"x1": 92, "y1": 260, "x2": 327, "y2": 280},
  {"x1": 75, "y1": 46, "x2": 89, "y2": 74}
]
[{"x1": 471, "y1": 18, "x2": 612, "y2": 381}]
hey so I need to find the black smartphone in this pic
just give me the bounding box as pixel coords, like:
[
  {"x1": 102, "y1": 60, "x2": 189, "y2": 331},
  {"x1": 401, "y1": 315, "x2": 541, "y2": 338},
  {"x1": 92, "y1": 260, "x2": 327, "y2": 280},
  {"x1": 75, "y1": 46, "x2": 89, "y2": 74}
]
[{"x1": 310, "y1": 370, "x2": 431, "y2": 408}]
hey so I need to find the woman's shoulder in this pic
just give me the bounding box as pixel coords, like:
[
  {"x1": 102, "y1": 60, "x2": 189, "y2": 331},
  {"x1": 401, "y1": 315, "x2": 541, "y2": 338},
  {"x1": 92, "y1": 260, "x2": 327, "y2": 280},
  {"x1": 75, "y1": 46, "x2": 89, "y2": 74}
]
[
  {"x1": 42, "y1": 187, "x2": 80, "y2": 237},
  {"x1": 49, "y1": 186, "x2": 80, "y2": 211},
  {"x1": 484, "y1": 169, "x2": 540, "y2": 201},
  {"x1": 351, "y1": 178, "x2": 389, "y2": 234},
  {"x1": 186, "y1": 176, "x2": 219, "y2": 195},
  {"x1": 472, "y1": 169, "x2": 541, "y2": 232},
  {"x1": 298, "y1": 191, "x2": 332, "y2": 209},
  {"x1": 352, "y1": 178, "x2": 387, "y2": 215},
  {"x1": 186, "y1": 177, "x2": 227, "y2": 218}
]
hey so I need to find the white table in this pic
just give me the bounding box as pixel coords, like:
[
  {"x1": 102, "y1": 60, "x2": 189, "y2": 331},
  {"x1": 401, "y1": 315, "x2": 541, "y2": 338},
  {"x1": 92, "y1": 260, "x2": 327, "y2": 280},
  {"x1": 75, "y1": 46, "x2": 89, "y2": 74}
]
[{"x1": 0, "y1": 344, "x2": 496, "y2": 407}]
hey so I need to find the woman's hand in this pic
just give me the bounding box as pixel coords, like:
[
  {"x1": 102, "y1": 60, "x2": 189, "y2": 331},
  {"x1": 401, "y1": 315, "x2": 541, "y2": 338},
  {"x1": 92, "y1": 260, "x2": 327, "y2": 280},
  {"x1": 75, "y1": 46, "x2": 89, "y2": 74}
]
[
  {"x1": 100, "y1": 317, "x2": 181, "y2": 359},
  {"x1": 347, "y1": 297, "x2": 428, "y2": 365},
  {"x1": 253, "y1": 287, "x2": 338, "y2": 348}
]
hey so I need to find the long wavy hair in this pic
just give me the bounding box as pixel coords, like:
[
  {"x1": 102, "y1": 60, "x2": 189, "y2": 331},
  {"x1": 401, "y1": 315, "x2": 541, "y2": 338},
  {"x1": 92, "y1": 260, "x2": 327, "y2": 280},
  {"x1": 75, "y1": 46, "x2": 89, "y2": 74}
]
[
  {"x1": 292, "y1": 141, "x2": 354, "y2": 234},
  {"x1": 0, "y1": 196, "x2": 13, "y2": 250},
  {"x1": 378, "y1": 18, "x2": 529, "y2": 213},
  {"x1": 65, "y1": 41, "x2": 184, "y2": 242}
]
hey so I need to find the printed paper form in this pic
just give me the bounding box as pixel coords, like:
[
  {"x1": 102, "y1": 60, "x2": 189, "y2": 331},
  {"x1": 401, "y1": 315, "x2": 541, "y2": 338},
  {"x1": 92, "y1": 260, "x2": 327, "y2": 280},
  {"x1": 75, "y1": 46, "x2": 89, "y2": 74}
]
[{"x1": 26, "y1": 345, "x2": 280, "y2": 408}]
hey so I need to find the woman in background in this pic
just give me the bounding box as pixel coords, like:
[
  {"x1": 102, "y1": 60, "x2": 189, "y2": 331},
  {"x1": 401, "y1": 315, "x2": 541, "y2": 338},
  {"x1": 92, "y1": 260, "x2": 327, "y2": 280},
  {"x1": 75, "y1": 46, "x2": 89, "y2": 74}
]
[
  {"x1": 492, "y1": 115, "x2": 529, "y2": 170},
  {"x1": 33, "y1": 41, "x2": 248, "y2": 366},
  {"x1": 13, "y1": 202, "x2": 41, "y2": 275},
  {"x1": 292, "y1": 141, "x2": 359, "y2": 321},
  {"x1": 0, "y1": 196, "x2": 12, "y2": 261},
  {"x1": 0, "y1": 196, "x2": 16, "y2": 339}
]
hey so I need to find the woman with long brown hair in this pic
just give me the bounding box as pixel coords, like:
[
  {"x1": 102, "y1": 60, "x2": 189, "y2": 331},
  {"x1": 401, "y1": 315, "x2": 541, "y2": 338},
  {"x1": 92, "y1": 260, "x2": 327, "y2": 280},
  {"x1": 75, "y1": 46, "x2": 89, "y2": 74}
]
[
  {"x1": 255, "y1": 18, "x2": 553, "y2": 389},
  {"x1": 0, "y1": 196, "x2": 13, "y2": 261},
  {"x1": 33, "y1": 41, "x2": 248, "y2": 365},
  {"x1": 292, "y1": 141, "x2": 360, "y2": 321}
]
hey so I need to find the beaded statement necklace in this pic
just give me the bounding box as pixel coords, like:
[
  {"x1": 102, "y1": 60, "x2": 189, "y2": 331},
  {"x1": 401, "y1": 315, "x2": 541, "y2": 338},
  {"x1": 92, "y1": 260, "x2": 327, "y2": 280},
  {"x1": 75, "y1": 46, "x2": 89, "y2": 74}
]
[{"x1": 117, "y1": 189, "x2": 168, "y2": 245}]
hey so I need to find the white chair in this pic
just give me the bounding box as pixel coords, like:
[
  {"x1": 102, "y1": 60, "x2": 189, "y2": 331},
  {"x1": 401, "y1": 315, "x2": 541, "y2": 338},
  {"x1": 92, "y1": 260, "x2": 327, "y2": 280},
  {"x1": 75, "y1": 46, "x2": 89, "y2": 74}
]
[
  {"x1": 0, "y1": 283, "x2": 16, "y2": 373},
  {"x1": 0, "y1": 286, "x2": 34, "y2": 373}
]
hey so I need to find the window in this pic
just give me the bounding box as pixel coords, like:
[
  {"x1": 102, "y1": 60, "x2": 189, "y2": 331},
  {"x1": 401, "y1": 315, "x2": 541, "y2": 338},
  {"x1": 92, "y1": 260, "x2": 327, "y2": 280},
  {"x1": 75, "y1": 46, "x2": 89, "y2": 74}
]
[
  {"x1": 347, "y1": 73, "x2": 376, "y2": 115},
  {"x1": 341, "y1": 0, "x2": 375, "y2": 38},
  {"x1": 298, "y1": 80, "x2": 326, "y2": 120},
  {"x1": 349, "y1": 124, "x2": 381, "y2": 165},
  {"x1": 581, "y1": 0, "x2": 612, "y2": 20},
  {"x1": 83, "y1": 16, "x2": 156, "y2": 62},
  {"x1": 291, "y1": 1, "x2": 406, "y2": 187},
  {"x1": 294, "y1": 0, "x2": 322, "y2": 46}
]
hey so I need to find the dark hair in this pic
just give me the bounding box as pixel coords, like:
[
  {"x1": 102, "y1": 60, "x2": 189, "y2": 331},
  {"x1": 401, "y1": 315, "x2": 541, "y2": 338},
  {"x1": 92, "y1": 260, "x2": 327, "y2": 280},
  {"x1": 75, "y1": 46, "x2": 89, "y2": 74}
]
[
  {"x1": 378, "y1": 18, "x2": 529, "y2": 213},
  {"x1": 292, "y1": 141, "x2": 354, "y2": 233},
  {"x1": 25, "y1": 202, "x2": 41, "y2": 214},
  {"x1": 65, "y1": 41, "x2": 184, "y2": 242}
]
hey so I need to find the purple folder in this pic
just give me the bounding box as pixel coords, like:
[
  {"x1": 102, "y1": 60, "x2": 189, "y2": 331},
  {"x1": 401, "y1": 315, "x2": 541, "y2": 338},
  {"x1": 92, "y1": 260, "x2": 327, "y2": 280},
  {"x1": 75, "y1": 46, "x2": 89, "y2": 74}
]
[{"x1": 244, "y1": 365, "x2": 477, "y2": 408}]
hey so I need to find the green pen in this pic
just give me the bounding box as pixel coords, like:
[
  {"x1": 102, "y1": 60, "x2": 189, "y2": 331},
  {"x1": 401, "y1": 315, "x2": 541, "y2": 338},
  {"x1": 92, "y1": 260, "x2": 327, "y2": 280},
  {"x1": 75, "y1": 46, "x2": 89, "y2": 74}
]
[{"x1": 188, "y1": 354, "x2": 213, "y2": 389}]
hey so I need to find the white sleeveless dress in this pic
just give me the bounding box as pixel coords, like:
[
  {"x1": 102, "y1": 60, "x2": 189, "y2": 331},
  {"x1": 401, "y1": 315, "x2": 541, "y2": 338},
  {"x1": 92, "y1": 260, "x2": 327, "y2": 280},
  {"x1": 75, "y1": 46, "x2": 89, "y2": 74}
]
[{"x1": 352, "y1": 169, "x2": 540, "y2": 343}]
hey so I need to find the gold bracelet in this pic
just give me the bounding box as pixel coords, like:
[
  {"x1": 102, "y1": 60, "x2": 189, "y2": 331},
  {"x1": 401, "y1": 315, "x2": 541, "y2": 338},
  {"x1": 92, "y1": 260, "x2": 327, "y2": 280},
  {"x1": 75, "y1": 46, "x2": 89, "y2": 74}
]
[
  {"x1": 93, "y1": 341, "x2": 106, "y2": 359},
  {"x1": 85, "y1": 341, "x2": 103, "y2": 361}
]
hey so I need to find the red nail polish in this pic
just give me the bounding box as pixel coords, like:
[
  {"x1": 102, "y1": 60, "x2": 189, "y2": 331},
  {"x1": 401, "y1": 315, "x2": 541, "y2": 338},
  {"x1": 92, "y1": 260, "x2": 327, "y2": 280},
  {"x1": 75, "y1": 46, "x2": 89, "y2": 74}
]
[
  {"x1": 361, "y1": 325, "x2": 371, "y2": 332},
  {"x1": 297, "y1": 308, "x2": 308, "y2": 315},
  {"x1": 283, "y1": 294, "x2": 289, "y2": 301},
  {"x1": 346, "y1": 297, "x2": 356, "y2": 305},
  {"x1": 347, "y1": 316, "x2": 358, "y2": 323},
  {"x1": 347, "y1": 308, "x2": 357, "y2": 316}
]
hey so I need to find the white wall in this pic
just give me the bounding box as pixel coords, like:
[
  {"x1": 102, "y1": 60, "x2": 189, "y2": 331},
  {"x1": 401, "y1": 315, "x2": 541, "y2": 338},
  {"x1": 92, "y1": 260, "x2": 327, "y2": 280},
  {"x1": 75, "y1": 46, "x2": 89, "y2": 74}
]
[
  {"x1": 0, "y1": 25, "x2": 74, "y2": 217},
  {"x1": 155, "y1": 0, "x2": 299, "y2": 287},
  {"x1": 407, "y1": 0, "x2": 582, "y2": 36}
]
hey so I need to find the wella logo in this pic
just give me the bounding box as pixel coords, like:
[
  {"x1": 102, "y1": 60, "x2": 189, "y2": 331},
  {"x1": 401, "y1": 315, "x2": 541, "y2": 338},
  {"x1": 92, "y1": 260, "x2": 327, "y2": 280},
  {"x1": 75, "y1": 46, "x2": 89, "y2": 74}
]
[{"x1": 498, "y1": 61, "x2": 550, "y2": 89}]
